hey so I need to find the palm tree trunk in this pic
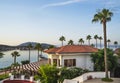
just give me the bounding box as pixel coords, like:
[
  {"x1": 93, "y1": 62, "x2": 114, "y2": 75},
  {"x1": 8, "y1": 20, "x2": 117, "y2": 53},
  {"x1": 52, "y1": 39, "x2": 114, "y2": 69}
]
[
  {"x1": 100, "y1": 40, "x2": 101, "y2": 49},
  {"x1": 38, "y1": 49, "x2": 39, "y2": 62},
  {"x1": 103, "y1": 21, "x2": 108, "y2": 78},
  {"x1": 88, "y1": 40, "x2": 90, "y2": 45},
  {"x1": 14, "y1": 56, "x2": 16, "y2": 64},
  {"x1": 29, "y1": 48, "x2": 30, "y2": 63},
  {"x1": 96, "y1": 39, "x2": 97, "y2": 48},
  {"x1": 62, "y1": 41, "x2": 63, "y2": 46}
]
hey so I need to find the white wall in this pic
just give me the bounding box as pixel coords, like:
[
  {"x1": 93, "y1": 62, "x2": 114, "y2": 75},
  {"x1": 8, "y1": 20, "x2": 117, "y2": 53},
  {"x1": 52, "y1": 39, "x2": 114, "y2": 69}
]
[
  {"x1": 47, "y1": 53, "x2": 94, "y2": 71},
  {"x1": 72, "y1": 72, "x2": 110, "y2": 83},
  {"x1": 63, "y1": 79, "x2": 78, "y2": 83},
  {"x1": 62, "y1": 53, "x2": 93, "y2": 71}
]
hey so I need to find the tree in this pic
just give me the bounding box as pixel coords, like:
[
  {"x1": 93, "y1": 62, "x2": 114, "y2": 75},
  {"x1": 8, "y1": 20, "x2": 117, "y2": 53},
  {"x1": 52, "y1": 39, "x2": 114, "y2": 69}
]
[
  {"x1": 59, "y1": 36, "x2": 66, "y2": 46},
  {"x1": 11, "y1": 51, "x2": 20, "y2": 64},
  {"x1": 91, "y1": 49, "x2": 117, "y2": 72},
  {"x1": 27, "y1": 43, "x2": 33, "y2": 63},
  {"x1": 48, "y1": 45, "x2": 55, "y2": 49},
  {"x1": 92, "y1": 8, "x2": 113, "y2": 78},
  {"x1": 94, "y1": 35, "x2": 99, "y2": 48},
  {"x1": 68, "y1": 40, "x2": 74, "y2": 45},
  {"x1": 78, "y1": 38, "x2": 84, "y2": 45},
  {"x1": 91, "y1": 44, "x2": 95, "y2": 47},
  {"x1": 99, "y1": 36, "x2": 103, "y2": 49},
  {"x1": 114, "y1": 41, "x2": 118, "y2": 48},
  {"x1": 86, "y1": 35, "x2": 92, "y2": 45},
  {"x1": 38, "y1": 64, "x2": 59, "y2": 83},
  {"x1": 35, "y1": 43, "x2": 42, "y2": 61},
  {"x1": 0, "y1": 52, "x2": 4, "y2": 58},
  {"x1": 107, "y1": 39, "x2": 111, "y2": 48}
]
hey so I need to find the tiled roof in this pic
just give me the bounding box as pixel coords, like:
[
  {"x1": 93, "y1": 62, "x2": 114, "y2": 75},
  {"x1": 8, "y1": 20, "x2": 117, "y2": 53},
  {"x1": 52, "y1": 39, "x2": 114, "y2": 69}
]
[
  {"x1": 114, "y1": 48, "x2": 120, "y2": 54},
  {"x1": 45, "y1": 45, "x2": 98, "y2": 54}
]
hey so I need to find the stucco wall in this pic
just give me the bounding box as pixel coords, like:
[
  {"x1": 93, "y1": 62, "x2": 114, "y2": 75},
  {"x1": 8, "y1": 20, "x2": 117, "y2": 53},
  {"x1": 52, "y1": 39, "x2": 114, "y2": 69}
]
[
  {"x1": 47, "y1": 53, "x2": 93, "y2": 71},
  {"x1": 64, "y1": 72, "x2": 110, "y2": 83},
  {"x1": 62, "y1": 53, "x2": 93, "y2": 71}
]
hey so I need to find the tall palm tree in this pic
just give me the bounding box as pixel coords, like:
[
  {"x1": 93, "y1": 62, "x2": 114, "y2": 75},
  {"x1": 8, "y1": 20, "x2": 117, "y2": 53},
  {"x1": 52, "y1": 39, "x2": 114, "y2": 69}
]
[
  {"x1": 99, "y1": 36, "x2": 103, "y2": 49},
  {"x1": 107, "y1": 39, "x2": 111, "y2": 48},
  {"x1": 94, "y1": 35, "x2": 99, "y2": 48},
  {"x1": 92, "y1": 8, "x2": 113, "y2": 78},
  {"x1": 27, "y1": 43, "x2": 33, "y2": 63},
  {"x1": 68, "y1": 40, "x2": 74, "y2": 45},
  {"x1": 78, "y1": 38, "x2": 84, "y2": 45},
  {"x1": 11, "y1": 51, "x2": 20, "y2": 64},
  {"x1": 59, "y1": 36, "x2": 66, "y2": 46},
  {"x1": 0, "y1": 52, "x2": 4, "y2": 58},
  {"x1": 114, "y1": 41, "x2": 118, "y2": 48},
  {"x1": 86, "y1": 35, "x2": 92, "y2": 45},
  {"x1": 35, "y1": 43, "x2": 42, "y2": 61}
]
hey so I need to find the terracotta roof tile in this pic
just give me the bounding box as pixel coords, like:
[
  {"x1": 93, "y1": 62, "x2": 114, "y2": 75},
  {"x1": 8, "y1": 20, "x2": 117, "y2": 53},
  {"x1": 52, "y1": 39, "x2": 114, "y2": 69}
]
[
  {"x1": 114, "y1": 48, "x2": 120, "y2": 54},
  {"x1": 45, "y1": 45, "x2": 98, "y2": 54}
]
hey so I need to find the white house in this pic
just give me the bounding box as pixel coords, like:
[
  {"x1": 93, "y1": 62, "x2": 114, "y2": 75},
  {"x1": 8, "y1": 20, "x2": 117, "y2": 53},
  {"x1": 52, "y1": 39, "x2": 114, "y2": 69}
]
[{"x1": 45, "y1": 45, "x2": 98, "y2": 71}]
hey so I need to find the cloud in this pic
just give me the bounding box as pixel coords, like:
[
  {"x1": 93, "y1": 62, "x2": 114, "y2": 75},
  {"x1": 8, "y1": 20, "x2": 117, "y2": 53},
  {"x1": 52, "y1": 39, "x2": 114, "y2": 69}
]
[{"x1": 41, "y1": 0, "x2": 84, "y2": 9}]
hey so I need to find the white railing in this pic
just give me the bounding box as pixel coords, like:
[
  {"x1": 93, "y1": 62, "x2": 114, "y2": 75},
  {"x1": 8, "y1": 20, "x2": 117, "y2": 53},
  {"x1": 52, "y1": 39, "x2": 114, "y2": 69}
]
[{"x1": 63, "y1": 72, "x2": 110, "y2": 83}]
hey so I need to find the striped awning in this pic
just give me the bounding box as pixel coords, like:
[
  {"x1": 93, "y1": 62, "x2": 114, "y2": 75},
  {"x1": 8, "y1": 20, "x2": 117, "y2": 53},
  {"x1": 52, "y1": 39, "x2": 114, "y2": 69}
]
[{"x1": 13, "y1": 59, "x2": 48, "y2": 72}]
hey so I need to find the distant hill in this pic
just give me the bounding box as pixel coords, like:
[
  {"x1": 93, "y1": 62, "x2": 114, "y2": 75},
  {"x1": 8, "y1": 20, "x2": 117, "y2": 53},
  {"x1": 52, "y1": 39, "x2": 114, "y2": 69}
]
[
  {"x1": 18, "y1": 42, "x2": 55, "y2": 49},
  {"x1": 0, "y1": 42, "x2": 55, "y2": 51}
]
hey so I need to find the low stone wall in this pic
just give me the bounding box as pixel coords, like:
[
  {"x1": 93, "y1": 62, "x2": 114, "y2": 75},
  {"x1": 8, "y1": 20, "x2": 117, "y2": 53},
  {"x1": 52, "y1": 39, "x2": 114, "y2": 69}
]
[{"x1": 63, "y1": 72, "x2": 110, "y2": 83}]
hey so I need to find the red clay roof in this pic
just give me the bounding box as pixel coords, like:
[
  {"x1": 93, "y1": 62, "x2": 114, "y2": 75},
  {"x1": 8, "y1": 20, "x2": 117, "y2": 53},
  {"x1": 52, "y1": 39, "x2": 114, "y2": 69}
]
[
  {"x1": 45, "y1": 45, "x2": 98, "y2": 54},
  {"x1": 114, "y1": 48, "x2": 120, "y2": 54}
]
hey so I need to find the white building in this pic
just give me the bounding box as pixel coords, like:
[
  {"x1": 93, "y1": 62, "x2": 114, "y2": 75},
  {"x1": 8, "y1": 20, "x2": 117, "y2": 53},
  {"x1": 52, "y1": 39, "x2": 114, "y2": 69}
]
[{"x1": 45, "y1": 45, "x2": 98, "y2": 71}]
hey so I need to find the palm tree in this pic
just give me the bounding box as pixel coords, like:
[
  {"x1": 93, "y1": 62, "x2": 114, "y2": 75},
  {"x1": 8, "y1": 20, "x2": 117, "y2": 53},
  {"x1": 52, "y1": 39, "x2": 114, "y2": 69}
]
[
  {"x1": 0, "y1": 52, "x2": 4, "y2": 58},
  {"x1": 68, "y1": 40, "x2": 74, "y2": 45},
  {"x1": 59, "y1": 36, "x2": 66, "y2": 46},
  {"x1": 107, "y1": 39, "x2": 111, "y2": 48},
  {"x1": 78, "y1": 38, "x2": 84, "y2": 45},
  {"x1": 94, "y1": 35, "x2": 99, "y2": 48},
  {"x1": 27, "y1": 43, "x2": 33, "y2": 63},
  {"x1": 99, "y1": 36, "x2": 103, "y2": 49},
  {"x1": 92, "y1": 8, "x2": 113, "y2": 78},
  {"x1": 114, "y1": 41, "x2": 118, "y2": 48},
  {"x1": 11, "y1": 51, "x2": 20, "y2": 64},
  {"x1": 86, "y1": 35, "x2": 92, "y2": 45},
  {"x1": 35, "y1": 43, "x2": 42, "y2": 61}
]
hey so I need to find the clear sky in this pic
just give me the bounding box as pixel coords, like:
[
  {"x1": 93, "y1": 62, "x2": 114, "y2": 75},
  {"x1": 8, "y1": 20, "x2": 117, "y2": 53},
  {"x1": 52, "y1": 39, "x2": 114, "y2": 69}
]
[{"x1": 0, "y1": 0, "x2": 120, "y2": 46}]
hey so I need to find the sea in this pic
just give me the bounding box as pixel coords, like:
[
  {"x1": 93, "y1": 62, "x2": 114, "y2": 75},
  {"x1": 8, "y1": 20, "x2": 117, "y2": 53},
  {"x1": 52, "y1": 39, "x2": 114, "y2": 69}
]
[{"x1": 0, "y1": 50, "x2": 48, "y2": 68}]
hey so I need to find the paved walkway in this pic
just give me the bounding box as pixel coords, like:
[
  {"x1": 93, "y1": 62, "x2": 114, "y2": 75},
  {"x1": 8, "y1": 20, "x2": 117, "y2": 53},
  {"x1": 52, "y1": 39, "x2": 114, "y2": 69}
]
[{"x1": 83, "y1": 78, "x2": 120, "y2": 83}]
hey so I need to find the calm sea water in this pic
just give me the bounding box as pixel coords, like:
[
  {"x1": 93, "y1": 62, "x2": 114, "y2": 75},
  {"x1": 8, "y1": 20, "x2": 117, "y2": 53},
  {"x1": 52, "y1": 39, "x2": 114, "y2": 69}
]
[{"x1": 0, "y1": 50, "x2": 48, "y2": 68}]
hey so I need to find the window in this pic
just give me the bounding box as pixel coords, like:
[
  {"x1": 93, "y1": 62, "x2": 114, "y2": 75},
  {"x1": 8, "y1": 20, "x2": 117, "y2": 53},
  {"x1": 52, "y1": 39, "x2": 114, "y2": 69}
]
[
  {"x1": 48, "y1": 58, "x2": 51, "y2": 64},
  {"x1": 53, "y1": 59, "x2": 57, "y2": 65},
  {"x1": 64, "y1": 59, "x2": 76, "y2": 67}
]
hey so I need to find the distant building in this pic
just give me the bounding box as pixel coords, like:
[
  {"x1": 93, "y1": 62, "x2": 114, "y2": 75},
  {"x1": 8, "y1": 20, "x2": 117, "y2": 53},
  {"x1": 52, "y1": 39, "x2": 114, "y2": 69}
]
[{"x1": 45, "y1": 45, "x2": 98, "y2": 71}]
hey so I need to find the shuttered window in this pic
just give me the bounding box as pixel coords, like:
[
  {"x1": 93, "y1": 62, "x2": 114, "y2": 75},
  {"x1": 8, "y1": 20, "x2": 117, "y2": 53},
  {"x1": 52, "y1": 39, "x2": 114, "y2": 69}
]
[{"x1": 64, "y1": 59, "x2": 76, "y2": 67}]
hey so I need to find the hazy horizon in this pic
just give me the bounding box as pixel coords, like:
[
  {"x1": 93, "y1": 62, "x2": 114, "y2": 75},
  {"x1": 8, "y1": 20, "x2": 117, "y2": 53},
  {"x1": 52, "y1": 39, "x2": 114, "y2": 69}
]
[{"x1": 0, "y1": 0, "x2": 120, "y2": 46}]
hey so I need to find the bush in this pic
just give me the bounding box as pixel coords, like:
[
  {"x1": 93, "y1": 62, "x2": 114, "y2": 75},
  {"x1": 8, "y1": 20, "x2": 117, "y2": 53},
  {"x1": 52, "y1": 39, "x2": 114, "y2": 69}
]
[
  {"x1": 0, "y1": 74, "x2": 9, "y2": 81},
  {"x1": 59, "y1": 67, "x2": 89, "y2": 83},
  {"x1": 102, "y1": 78, "x2": 113, "y2": 82},
  {"x1": 11, "y1": 62, "x2": 20, "y2": 66},
  {"x1": 34, "y1": 75, "x2": 40, "y2": 81},
  {"x1": 21, "y1": 60, "x2": 29, "y2": 65}
]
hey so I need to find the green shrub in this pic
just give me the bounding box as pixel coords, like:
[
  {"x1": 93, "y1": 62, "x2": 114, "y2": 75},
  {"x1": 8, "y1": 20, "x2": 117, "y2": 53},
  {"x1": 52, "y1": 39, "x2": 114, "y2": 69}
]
[
  {"x1": 34, "y1": 75, "x2": 40, "y2": 81},
  {"x1": 11, "y1": 62, "x2": 20, "y2": 66},
  {"x1": 0, "y1": 74, "x2": 9, "y2": 81},
  {"x1": 21, "y1": 60, "x2": 29, "y2": 65},
  {"x1": 102, "y1": 78, "x2": 113, "y2": 82}
]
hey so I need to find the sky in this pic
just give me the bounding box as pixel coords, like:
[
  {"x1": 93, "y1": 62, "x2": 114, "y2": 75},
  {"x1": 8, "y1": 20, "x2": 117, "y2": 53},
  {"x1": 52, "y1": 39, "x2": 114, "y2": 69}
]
[{"x1": 0, "y1": 0, "x2": 120, "y2": 46}]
